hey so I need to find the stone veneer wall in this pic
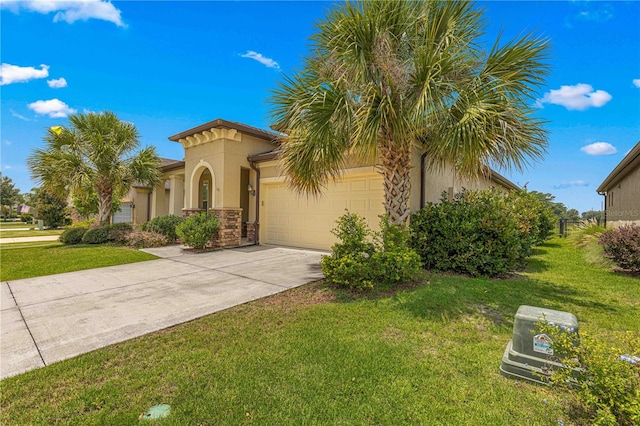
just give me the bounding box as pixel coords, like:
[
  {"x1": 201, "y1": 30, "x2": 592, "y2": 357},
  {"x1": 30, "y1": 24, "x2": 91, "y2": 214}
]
[
  {"x1": 211, "y1": 208, "x2": 242, "y2": 248},
  {"x1": 181, "y1": 208, "x2": 242, "y2": 248},
  {"x1": 182, "y1": 209, "x2": 204, "y2": 218},
  {"x1": 246, "y1": 222, "x2": 256, "y2": 244}
]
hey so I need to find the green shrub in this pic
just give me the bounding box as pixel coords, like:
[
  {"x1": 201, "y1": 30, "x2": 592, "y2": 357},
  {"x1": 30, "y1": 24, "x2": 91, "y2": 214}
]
[
  {"x1": 20, "y1": 213, "x2": 33, "y2": 223},
  {"x1": 506, "y1": 189, "x2": 556, "y2": 252},
  {"x1": 321, "y1": 212, "x2": 422, "y2": 290},
  {"x1": 81, "y1": 226, "x2": 111, "y2": 244},
  {"x1": 176, "y1": 213, "x2": 219, "y2": 250},
  {"x1": 142, "y1": 214, "x2": 184, "y2": 242},
  {"x1": 598, "y1": 225, "x2": 640, "y2": 274},
  {"x1": 59, "y1": 227, "x2": 87, "y2": 245},
  {"x1": 73, "y1": 218, "x2": 97, "y2": 228},
  {"x1": 409, "y1": 189, "x2": 524, "y2": 277},
  {"x1": 107, "y1": 222, "x2": 133, "y2": 244},
  {"x1": 126, "y1": 230, "x2": 168, "y2": 248},
  {"x1": 537, "y1": 322, "x2": 640, "y2": 425}
]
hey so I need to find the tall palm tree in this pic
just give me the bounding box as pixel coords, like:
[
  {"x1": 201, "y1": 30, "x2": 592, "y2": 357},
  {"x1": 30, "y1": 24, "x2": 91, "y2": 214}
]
[
  {"x1": 28, "y1": 111, "x2": 162, "y2": 225},
  {"x1": 270, "y1": 0, "x2": 549, "y2": 224}
]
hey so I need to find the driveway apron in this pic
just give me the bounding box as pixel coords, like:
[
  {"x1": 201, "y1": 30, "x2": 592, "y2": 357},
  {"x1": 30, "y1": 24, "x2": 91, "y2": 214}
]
[{"x1": 0, "y1": 246, "x2": 324, "y2": 379}]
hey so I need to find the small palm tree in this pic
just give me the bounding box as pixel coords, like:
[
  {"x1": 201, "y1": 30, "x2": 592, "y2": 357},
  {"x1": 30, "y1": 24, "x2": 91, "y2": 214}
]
[
  {"x1": 28, "y1": 111, "x2": 162, "y2": 225},
  {"x1": 270, "y1": 0, "x2": 549, "y2": 224}
]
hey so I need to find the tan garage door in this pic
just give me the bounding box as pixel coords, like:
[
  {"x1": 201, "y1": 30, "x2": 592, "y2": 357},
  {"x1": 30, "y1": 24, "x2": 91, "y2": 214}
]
[{"x1": 261, "y1": 174, "x2": 385, "y2": 250}]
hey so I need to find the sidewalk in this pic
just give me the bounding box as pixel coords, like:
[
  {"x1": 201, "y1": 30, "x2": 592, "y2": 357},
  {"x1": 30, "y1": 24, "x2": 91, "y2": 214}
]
[
  {"x1": 1, "y1": 245, "x2": 325, "y2": 379},
  {"x1": 0, "y1": 236, "x2": 61, "y2": 244}
]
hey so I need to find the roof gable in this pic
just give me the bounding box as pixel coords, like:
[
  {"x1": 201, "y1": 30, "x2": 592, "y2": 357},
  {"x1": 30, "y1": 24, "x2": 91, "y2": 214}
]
[
  {"x1": 597, "y1": 141, "x2": 640, "y2": 193},
  {"x1": 168, "y1": 118, "x2": 280, "y2": 143}
]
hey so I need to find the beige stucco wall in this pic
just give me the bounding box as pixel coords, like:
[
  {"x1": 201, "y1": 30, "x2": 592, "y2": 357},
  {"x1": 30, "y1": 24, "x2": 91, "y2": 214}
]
[
  {"x1": 121, "y1": 186, "x2": 150, "y2": 225},
  {"x1": 422, "y1": 166, "x2": 510, "y2": 204},
  {"x1": 259, "y1": 147, "x2": 514, "y2": 217},
  {"x1": 179, "y1": 130, "x2": 273, "y2": 222},
  {"x1": 133, "y1": 188, "x2": 150, "y2": 225},
  {"x1": 605, "y1": 162, "x2": 640, "y2": 227}
]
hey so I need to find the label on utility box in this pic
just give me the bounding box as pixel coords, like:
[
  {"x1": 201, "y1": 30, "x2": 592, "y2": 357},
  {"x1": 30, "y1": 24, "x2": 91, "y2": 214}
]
[{"x1": 533, "y1": 333, "x2": 553, "y2": 355}]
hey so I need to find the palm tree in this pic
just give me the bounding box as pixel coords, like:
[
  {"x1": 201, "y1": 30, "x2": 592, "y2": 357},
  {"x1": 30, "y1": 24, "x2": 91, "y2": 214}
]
[
  {"x1": 270, "y1": 0, "x2": 549, "y2": 224},
  {"x1": 28, "y1": 111, "x2": 162, "y2": 225}
]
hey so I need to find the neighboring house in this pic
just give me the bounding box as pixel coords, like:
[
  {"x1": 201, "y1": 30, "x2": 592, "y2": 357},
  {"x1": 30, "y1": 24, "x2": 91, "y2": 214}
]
[
  {"x1": 136, "y1": 118, "x2": 518, "y2": 250},
  {"x1": 596, "y1": 141, "x2": 640, "y2": 228}
]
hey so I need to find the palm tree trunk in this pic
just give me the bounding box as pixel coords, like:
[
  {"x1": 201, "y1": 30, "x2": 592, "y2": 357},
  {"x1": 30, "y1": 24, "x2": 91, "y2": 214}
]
[
  {"x1": 97, "y1": 185, "x2": 113, "y2": 226},
  {"x1": 378, "y1": 139, "x2": 412, "y2": 225}
]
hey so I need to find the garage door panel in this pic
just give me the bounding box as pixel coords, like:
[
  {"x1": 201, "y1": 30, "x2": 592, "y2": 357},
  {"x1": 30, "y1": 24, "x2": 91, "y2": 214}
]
[
  {"x1": 262, "y1": 174, "x2": 384, "y2": 250},
  {"x1": 350, "y1": 179, "x2": 367, "y2": 191}
]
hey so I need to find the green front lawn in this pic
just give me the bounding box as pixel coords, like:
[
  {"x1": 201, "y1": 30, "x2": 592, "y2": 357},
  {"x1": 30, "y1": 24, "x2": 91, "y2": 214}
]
[
  {"x1": 1, "y1": 238, "x2": 638, "y2": 424},
  {"x1": 0, "y1": 242, "x2": 157, "y2": 281},
  {"x1": 0, "y1": 221, "x2": 34, "y2": 229}
]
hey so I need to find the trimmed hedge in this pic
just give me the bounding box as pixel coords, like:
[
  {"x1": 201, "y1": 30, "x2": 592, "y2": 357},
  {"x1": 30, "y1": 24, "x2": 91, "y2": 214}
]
[
  {"x1": 79, "y1": 223, "x2": 133, "y2": 245},
  {"x1": 409, "y1": 188, "x2": 554, "y2": 277},
  {"x1": 81, "y1": 226, "x2": 111, "y2": 244},
  {"x1": 142, "y1": 214, "x2": 184, "y2": 242},
  {"x1": 107, "y1": 222, "x2": 133, "y2": 243},
  {"x1": 176, "y1": 213, "x2": 219, "y2": 250},
  {"x1": 59, "y1": 227, "x2": 87, "y2": 245}
]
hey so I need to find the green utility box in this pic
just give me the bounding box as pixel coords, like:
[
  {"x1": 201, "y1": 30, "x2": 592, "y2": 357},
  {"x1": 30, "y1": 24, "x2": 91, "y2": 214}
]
[{"x1": 500, "y1": 305, "x2": 578, "y2": 385}]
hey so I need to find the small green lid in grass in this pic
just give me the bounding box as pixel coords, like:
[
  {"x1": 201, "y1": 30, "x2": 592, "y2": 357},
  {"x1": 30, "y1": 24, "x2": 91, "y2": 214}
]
[{"x1": 140, "y1": 404, "x2": 170, "y2": 420}]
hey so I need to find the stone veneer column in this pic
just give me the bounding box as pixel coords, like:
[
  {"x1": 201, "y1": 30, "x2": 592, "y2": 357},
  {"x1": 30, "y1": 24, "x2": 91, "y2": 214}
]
[
  {"x1": 212, "y1": 208, "x2": 242, "y2": 247},
  {"x1": 246, "y1": 222, "x2": 256, "y2": 244}
]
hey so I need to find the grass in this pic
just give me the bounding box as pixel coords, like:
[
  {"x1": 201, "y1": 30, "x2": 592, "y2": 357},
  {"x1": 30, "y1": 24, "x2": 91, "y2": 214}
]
[
  {"x1": 1, "y1": 238, "x2": 638, "y2": 425},
  {"x1": 0, "y1": 242, "x2": 157, "y2": 281},
  {"x1": 0, "y1": 222, "x2": 32, "y2": 229}
]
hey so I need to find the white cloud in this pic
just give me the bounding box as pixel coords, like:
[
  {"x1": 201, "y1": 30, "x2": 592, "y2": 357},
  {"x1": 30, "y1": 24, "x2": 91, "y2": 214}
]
[
  {"x1": 565, "y1": 2, "x2": 614, "y2": 28},
  {"x1": 553, "y1": 180, "x2": 589, "y2": 189},
  {"x1": 538, "y1": 83, "x2": 612, "y2": 110},
  {"x1": 240, "y1": 51, "x2": 280, "y2": 70},
  {"x1": 1, "y1": 0, "x2": 125, "y2": 27},
  {"x1": 0, "y1": 63, "x2": 49, "y2": 85},
  {"x1": 4, "y1": 165, "x2": 12, "y2": 170},
  {"x1": 581, "y1": 142, "x2": 617, "y2": 156},
  {"x1": 633, "y1": 79, "x2": 640, "y2": 88},
  {"x1": 47, "y1": 77, "x2": 67, "y2": 88},
  {"x1": 28, "y1": 98, "x2": 77, "y2": 118},
  {"x1": 10, "y1": 109, "x2": 32, "y2": 121}
]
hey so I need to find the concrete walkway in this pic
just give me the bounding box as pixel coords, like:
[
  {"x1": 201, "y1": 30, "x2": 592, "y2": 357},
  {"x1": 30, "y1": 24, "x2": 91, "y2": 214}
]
[
  {"x1": 0, "y1": 235, "x2": 61, "y2": 244},
  {"x1": 1, "y1": 245, "x2": 325, "y2": 379}
]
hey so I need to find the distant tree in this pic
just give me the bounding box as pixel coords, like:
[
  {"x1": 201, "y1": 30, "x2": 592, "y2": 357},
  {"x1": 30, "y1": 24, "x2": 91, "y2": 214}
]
[
  {"x1": 551, "y1": 203, "x2": 568, "y2": 219},
  {"x1": 27, "y1": 111, "x2": 161, "y2": 225},
  {"x1": 581, "y1": 210, "x2": 604, "y2": 222},
  {"x1": 564, "y1": 208, "x2": 580, "y2": 222},
  {"x1": 33, "y1": 188, "x2": 68, "y2": 228},
  {"x1": 528, "y1": 191, "x2": 556, "y2": 205},
  {"x1": 1, "y1": 173, "x2": 21, "y2": 216},
  {"x1": 528, "y1": 190, "x2": 581, "y2": 220}
]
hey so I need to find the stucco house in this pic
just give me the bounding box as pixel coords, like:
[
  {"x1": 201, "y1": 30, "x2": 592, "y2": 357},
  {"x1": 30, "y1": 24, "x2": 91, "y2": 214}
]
[
  {"x1": 121, "y1": 118, "x2": 518, "y2": 250},
  {"x1": 597, "y1": 141, "x2": 640, "y2": 228}
]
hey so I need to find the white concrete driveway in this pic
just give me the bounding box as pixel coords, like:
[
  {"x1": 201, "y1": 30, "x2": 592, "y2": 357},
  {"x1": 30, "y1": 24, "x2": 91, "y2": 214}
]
[{"x1": 1, "y1": 245, "x2": 324, "y2": 379}]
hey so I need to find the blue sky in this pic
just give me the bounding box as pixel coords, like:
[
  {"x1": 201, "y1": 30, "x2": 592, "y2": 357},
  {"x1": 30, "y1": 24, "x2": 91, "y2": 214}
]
[{"x1": 1, "y1": 0, "x2": 639, "y2": 213}]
